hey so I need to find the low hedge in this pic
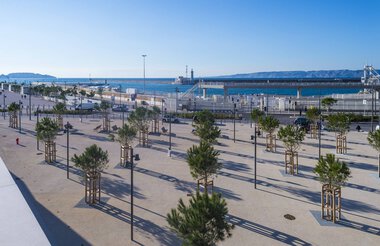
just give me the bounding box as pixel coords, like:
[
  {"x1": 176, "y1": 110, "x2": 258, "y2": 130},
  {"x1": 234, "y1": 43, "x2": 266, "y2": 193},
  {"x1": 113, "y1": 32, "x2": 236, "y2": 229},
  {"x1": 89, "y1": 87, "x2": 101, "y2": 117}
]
[{"x1": 34, "y1": 110, "x2": 94, "y2": 115}]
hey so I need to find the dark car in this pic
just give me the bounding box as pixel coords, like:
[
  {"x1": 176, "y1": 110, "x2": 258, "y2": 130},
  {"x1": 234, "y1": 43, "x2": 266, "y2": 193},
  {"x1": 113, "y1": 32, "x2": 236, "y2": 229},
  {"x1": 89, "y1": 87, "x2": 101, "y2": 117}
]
[
  {"x1": 294, "y1": 117, "x2": 310, "y2": 131},
  {"x1": 162, "y1": 115, "x2": 179, "y2": 123},
  {"x1": 112, "y1": 105, "x2": 128, "y2": 112}
]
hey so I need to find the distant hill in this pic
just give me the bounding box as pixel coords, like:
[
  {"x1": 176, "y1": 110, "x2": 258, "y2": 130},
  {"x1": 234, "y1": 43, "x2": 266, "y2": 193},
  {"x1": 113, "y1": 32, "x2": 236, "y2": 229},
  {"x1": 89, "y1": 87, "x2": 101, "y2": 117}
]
[
  {"x1": 217, "y1": 70, "x2": 363, "y2": 79},
  {"x1": 0, "y1": 73, "x2": 56, "y2": 80}
]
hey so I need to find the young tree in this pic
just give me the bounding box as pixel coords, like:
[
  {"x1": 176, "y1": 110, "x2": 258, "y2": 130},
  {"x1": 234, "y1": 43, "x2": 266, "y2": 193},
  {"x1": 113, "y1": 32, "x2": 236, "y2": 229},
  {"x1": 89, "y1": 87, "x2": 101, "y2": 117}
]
[
  {"x1": 278, "y1": 125, "x2": 305, "y2": 174},
  {"x1": 151, "y1": 106, "x2": 161, "y2": 133},
  {"x1": 259, "y1": 115, "x2": 280, "y2": 151},
  {"x1": 167, "y1": 192, "x2": 234, "y2": 246},
  {"x1": 8, "y1": 102, "x2": 20, "y2": 128},
  {"x1": 322, "y1": 97, "x2": 337, "y2": 112},
  {"x1": 314, "y1": 153, "x2": 350, "y2": 222},
  {"x1": 367, "y1": 129, "x2": 380, "y2": 177},
  {"x1": 327, "y1": 113, "x2": 350, "y2": 153},
  {"x1": 36, "y1": 117, "x2": 59, "y2": 163},
  {"x1": 53, "y1": 102, "x2": 66, "y2": 129},
  {"x1": 250, "y1": 108, "x2": 264, "y2": 127},
  {"x1": 116, "y1": 124, "x2": 137, "y2": 167},
  {"x1": 306, "y1": 107, "x2": 320, "y2": 138},
  {"x1": 128, "y1": 107, "x2": 152, "y2": 147},
  {"x1": 187, "y1": 141, "x2": 221, "y2": 194},
  {"x1": 100, "y1": 101, "x2": 111, "y2": 132},
  {"x1": 71, "y1": 144, "x2": 109, "y2": 204},
  {"x1": 192, "y1": 110, "x2": 221, "y2": 144}
]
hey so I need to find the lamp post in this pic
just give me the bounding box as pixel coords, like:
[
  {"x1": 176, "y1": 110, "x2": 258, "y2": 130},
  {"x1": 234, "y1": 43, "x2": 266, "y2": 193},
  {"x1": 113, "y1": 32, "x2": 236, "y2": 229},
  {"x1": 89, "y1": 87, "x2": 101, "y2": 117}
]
[
  {"x1": 142, "y1": 55, "x2": 147, "y2": 94},
  {"x1": 175, "y1": 87, "x2": 179, "y2": 114},
  {"x1": 318, "y1": 91, "x2": 322, "y2": 159},
  {"x1": 29, "y1": 83, "x2": 32, "y2": 121},
  {"x1": 168, "y1": 113, "x2": 172, "y2": 157},
  {"x1": 19, "y1": 100, "x2": 22, "y2": 133},
  {"x1": 250, "y1": 99, "x2": 253, "y2": 128},
  {"x1": 37, "y1": 107, "x2": 40, "y2": 150},
  {"x1": 233, "y1": 103, "x2": 236, "y2": 143},
  {"x1": 1, "y1": 90, "x2": 5, "y2": 119},
  {"x1": 254, "y1": 126, "x2": 257, "y2": 189},
  {"x1": 129, "y1": 148, "x2": 140, "y2": 241},
  {"x1": 64, "y1": 122, "x2": 73, "y2": 179}
]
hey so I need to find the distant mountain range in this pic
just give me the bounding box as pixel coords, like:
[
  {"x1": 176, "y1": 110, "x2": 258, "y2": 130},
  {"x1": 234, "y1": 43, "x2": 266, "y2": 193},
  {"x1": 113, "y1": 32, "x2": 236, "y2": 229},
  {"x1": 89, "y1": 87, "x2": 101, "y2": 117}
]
[
  {"x1": 217, "y1": 69, "x2": 363, "y2": 79},
  {"x1": 0, "y1": 73, "x2": 56, "y2": 80}
]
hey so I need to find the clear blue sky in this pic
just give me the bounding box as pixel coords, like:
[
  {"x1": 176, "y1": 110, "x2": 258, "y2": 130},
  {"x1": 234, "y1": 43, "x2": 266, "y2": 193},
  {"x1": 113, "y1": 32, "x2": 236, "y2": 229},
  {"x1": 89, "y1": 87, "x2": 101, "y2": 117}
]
[{"x1": 1, "y1": 0, "x2": 379, "y2": 78}]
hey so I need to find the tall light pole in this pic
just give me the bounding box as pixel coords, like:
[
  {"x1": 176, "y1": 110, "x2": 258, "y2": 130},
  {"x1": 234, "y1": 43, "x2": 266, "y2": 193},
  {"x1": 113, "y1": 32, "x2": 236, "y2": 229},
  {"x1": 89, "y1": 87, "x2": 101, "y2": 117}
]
[
  {"x1": 142, "y1": 55, "x2": 147, "y2": 94},
  {"x1": 64, "y1": 122, "x2": 73, "y2": 179},
  {"x1": 318, "y1": 92, "x2": 322, "y2": 160},
  {"x1": 175, "y1": 87, "x2": 179, "y2": 113},
  {"x1": 19, "y1": 100, "x2": 22, "y2": 133},
  {"x1": 129, "y1": 148, "x2": 140, "y2": 241},
  {"x1": 3, "y1": 91, "x2": 6, "y2": 120},
  {"x1": 36, "y1": 107, "x2": 40, "y2": 150},
  {"x1": 233, "y1": 103, "x2": 236, "y2": 143},
  {"x1": 254, "y1": 126, "x2": 257, "y2": 189},
  {"x1": 168, "y1": 113, "x2": 172, "y2": 157},
  {"x1": 29, "y1": 83, "x2": 32, "y2": 121}
]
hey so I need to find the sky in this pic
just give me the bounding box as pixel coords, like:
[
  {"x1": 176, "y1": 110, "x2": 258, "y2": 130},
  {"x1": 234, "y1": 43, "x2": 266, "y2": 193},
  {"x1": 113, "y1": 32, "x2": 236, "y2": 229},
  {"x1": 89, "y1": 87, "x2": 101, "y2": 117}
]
[{"x1": 0, "y1": 0, "x2": 379, "y2": 78}]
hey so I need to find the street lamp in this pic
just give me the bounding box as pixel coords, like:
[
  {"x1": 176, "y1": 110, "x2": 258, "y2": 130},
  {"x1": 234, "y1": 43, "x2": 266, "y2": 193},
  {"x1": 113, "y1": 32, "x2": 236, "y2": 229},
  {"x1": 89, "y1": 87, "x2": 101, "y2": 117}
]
[
  {"x1": 233, "y1": 103, "x2": 236, "y2": 143},
  {"x1": 318, "y1": 92, "x2": 322, "y2": 160},
  {"x1": 175, "y1": 87, "x2": 179, "y2": 114},
  {"x1": 36, "y1": 106, "x2": 40, "y2": 150},
  {"x1": 29, "y1": 83, "x2": 32, "y2": 121},
  {"x1": 64, "y1": 122, "x2": 73, "y2": 179},
  {"x1": 129, "y1": 148, "x2": 140, "y2": 241},
  {"x1": 142, "y1": 55, "x2": 147, "y2": 94},
  {"x1": 254, "y1": 126, "x2": 257, "y2": 189},
  {"x1": 2, "y1": 90, "x2": 6, "y2": 119},
  {"x1": 19, "y1": 100, "x2": 22, "y2": 133}
]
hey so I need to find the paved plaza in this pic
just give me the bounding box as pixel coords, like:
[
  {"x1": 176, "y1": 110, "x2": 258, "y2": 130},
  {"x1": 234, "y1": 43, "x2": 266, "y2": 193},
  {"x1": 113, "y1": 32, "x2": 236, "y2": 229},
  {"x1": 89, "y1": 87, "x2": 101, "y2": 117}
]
[{"x1": 0, "y1": 94, "x2": 380, "y2": 245}]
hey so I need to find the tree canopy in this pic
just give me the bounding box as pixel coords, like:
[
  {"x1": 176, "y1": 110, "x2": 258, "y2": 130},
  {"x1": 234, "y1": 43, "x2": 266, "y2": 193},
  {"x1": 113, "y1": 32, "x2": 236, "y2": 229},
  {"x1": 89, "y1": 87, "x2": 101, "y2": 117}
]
[
  {"x1": 314, "y1": 153, "x2": 350, "y2": 187},
  {"x1": 187, "y1": 141, "x2": 221, "y2": 184},
  {"x1": 278, "y1": 125, "x2": 305, "y2": 152},
  {"x1": 305, "y1": 107, "x2": 320, "y2": 123},
  {"x1": 35, "y1": 117, "x2": 59, "y2": 142},
  {"x1": 192, "y1": 110, "x2": 221, "y2": 143},
  {"x1": 128, "y1": 107, "x2": 152, "y2": 133},
  {"x1": 258, "y1": 115, "x2": 280, "y2": 135},
  {"x1": 116, "y1": 124, "x2": 137, "y2": 146},
  {"x1": 8, "y1": 102, "x2": 20, "y2": 112},
  {"x1": 167, "y1": 192, "x2": 234, "y2": 246},
  {"x1": 322, "y1": 97, "x2": 337, "y2": 111},
  {"x1": 53, "y1": 102, "x2": 66, "y2": 114},
  {"x1": 250, "y1": 108, "x2": 264, "y2": 123},
  {"x1": 368, "y1": 129, "x2": 380, "y2": 152},
  {"x1": 326, "y1": 113, "x2": 350, "y2": 135},
  {"x1": 71, "y1": 144, "x2": 109, "y2": 174}
]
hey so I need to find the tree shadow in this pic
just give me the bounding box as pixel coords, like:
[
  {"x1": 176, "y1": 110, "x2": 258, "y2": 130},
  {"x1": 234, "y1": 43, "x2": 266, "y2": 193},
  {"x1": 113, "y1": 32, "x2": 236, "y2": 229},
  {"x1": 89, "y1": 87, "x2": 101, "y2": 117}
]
[
  {"x1": 221, "y1": 160, "x2": 252, "y2": 172},
  {"x1": 92, "y1": 201, "x2": 180, "y2": 245},
  {"x1": 134, "y1": 166, "x2": 241, "y2": 201},
  {"x1": 226, "y1": 214, "x2": 312, "y2": 246},
  {"x1": 11, "y1": 172, "x2": 91, "y2": 245},
  {"x1": 101, "y1": 176, "x2": 145, "y2": 200},
  {"x1": 338, "y1": 218, "x2": 380, "y2": 236},
  {"x1": 347, "y1": 161, "x2": 378, "y2": 171}
]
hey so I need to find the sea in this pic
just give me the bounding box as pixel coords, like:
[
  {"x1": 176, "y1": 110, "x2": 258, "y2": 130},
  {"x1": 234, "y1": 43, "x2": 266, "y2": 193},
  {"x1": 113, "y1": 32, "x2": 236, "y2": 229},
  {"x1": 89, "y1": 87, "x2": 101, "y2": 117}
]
[{"x1": 9, "y1": 78, "x2": 360, "y2": 96}]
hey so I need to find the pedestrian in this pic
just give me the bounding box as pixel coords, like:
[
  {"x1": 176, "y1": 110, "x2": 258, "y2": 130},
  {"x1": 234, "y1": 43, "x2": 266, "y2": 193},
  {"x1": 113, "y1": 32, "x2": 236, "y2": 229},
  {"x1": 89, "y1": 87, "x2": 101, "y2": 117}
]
[
  {"x1": 16, "y1": 138, "x2": 19, "y2": 145},
  {"x1": 356, "y1": 125, "x2": 361, "y2": 132}
]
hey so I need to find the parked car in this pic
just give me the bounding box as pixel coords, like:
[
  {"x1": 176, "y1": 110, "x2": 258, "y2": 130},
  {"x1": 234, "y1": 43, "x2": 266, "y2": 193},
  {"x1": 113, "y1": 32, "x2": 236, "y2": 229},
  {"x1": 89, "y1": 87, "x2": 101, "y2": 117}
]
[
  {"x1": 294, "y1": 116, "x2": 311, "y2": 131},
  {"x1": 162, "y1": 115, "x2": 180, "y2": 123},
  {"x1": 75, "y1": 103, "x2": 97, "y2": 111},
  {"x1": 112, "y1": 105, "x2": 128, "y2": 112}
]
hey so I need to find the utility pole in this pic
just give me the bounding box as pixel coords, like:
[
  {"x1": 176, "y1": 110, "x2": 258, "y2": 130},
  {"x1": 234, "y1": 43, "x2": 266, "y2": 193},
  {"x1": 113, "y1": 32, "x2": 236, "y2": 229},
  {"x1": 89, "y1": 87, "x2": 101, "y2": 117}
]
[
  {"x1": 233, "y1": 103, "x2": 236, "y2": 143},
  {"x1": 29, "y1": 83, "x2": 32, "y2": 121},
  {"x1": 142, "y1": 55, "x2": 147, "y2": 94}
]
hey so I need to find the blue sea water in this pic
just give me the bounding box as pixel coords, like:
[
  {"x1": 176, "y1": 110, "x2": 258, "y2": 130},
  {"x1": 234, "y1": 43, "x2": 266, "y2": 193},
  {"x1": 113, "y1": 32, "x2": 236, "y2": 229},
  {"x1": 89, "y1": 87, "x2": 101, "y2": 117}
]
[{"x1": 10, "y1": 78, "x2": 360, "y2": 96}]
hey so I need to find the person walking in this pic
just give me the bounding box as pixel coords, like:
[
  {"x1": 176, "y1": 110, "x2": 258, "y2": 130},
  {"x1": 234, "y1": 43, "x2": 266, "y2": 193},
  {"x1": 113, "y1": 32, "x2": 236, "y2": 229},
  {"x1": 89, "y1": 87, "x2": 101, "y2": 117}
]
[{"x1": 16, "y1": 138, "x2": 19, "y2": 145}]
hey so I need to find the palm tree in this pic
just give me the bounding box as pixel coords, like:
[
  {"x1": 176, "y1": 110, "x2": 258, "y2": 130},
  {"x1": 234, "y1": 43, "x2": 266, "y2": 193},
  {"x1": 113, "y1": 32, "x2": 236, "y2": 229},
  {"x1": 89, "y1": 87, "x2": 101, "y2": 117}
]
[
  {"x1": 53, "y1": 102, "x2": 65, "y2": 129},
  {"x1": 314, "y1": 153, "x2": 350, "y2": 222},
  {"x1": 36, "y1": 117, "x2": 59, "y2": 163},
  {"x1": 193, "y1": 110, "x2": 221, "y2": 144},
  {"x1": 100, "y1": 101, "x2": 111, "y2": 132},
  {"x1": 71, "y1": 144, "x2": 109, "y2": 204},
  {"x1": 306, "y1": 107, "x2": 320, "y2": 138},
  {"x1": 367, "y1": 129, "x2": 380, "y2": 177},
  {"x1": 250, "y1": 108, "x2": 264, "y2": 128},
  {"x1": 8, "y1": 102, "x2": 20, "y2": 128},
  {"x1": 128, "y1": 107, "x2": 152, "y2": 147},
  {"x1": 326, "y1": 113, "x2": 350, "y2": 154},
  {"x1": 187, "y1": 141, "x2": 221, "y2": 194},
  {"x1": 278, "y1": 125, "x2": 305, "y2": 174},
  {"x1": 116, "y1": 124, "x2": 137, "y2": 167},
  {"x1": 151, "y1": 106, "x2": 161, "y2": 133},
  {"x1": 167, "y1": 192, "x2": 234, "y2": 246},
  {"x1": 258, "y1": 115, "x2": 280, "y2": 151}
]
